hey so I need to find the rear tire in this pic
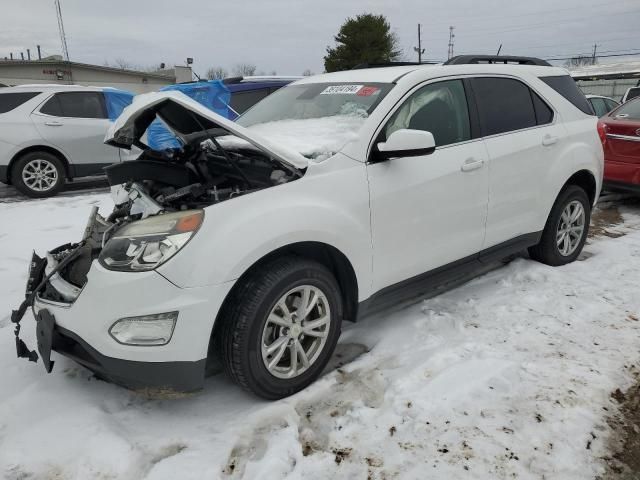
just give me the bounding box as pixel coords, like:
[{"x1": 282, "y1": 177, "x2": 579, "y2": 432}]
[
  {"x1": 528, "y1": 185, "x2": 591, "y2": 266},
  {"x1": 11, "y1": 152, "x2": 65, "y2": 198},
  {"x1": 216, "y1": 256, "x2": 343, "y2": 399}
]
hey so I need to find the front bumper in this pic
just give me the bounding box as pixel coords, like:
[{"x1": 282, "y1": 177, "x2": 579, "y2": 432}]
[
  {"x1": 38, "y1": 309, "x2": 206, "y2": 391},
  {"x1": 30, "y1": 261, "x2": 234, "y2": 391}
]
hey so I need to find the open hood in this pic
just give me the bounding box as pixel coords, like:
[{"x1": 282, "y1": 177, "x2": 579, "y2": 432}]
[{"x1": 105, "y1": 91, "x2": 308, "y2": 170}]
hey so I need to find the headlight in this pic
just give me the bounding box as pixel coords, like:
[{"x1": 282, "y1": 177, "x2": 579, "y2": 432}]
[
  {"x1": 99, "y1": 210, "x2": 203, "y2": 272},
  {"x1": 109, "y1": 312, "x2": 178, "y2": 346}
]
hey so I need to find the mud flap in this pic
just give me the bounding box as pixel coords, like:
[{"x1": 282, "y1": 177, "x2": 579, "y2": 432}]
[{"x1": 36, "y1": 310, "x2": 55, "y2": 373}]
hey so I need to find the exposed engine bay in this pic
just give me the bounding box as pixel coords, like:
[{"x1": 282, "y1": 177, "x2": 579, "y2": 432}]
[{"x1": 27, "y1": 131, "x2": 302, "y2": 306}]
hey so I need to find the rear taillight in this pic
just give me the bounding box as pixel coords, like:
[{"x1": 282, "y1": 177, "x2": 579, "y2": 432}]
[{"x1": 597, "y1": 120, "x2": 608, "y2": 146}]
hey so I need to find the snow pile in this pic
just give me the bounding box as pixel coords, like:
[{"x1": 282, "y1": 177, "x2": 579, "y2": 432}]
[
  {"x1": 0, "y1": 195, "x2": 640, "y2": 479},
  {"x1": 223, "y1": 114, "x2": 367, "y2": 161}
]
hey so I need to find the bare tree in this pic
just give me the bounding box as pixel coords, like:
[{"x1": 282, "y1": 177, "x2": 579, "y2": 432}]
[
  {"x1": 233, "y1": 63, "x2": 257, "y2": 76},
  {"x1": 564, "y1": 56, "x2": 597, "y2": 68},
  {"x1": 206, "y1": 66, "x2": 228, "y2": 80},
  {"x1": 302, "y1": 69, "x2": 314, "y2": 76},
  {"x1": 113, "y1": 57, "x2": 134, "y2": 70}
]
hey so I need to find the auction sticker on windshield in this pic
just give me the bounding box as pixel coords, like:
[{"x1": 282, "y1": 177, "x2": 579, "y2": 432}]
[{"x1": 320, "y1": 85, "x2": 364, "y2": 95}]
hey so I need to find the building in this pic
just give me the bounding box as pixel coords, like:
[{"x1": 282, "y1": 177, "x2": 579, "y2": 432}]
[
  {"x1": 570, "y1": 61, "x2": 640, "y2": 101},
  {"x1": 0, "y1": 59, "x2": 193, "y2": 94}
]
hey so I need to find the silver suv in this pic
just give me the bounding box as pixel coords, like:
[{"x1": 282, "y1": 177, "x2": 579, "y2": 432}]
[{"x1": 0, "y1": 85, "x2": 133, "y2": 198}]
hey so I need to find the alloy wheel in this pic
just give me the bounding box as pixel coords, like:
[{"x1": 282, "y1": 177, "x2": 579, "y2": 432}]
[
  {"x1": 261, "y1": 285, "x2": 331, "y2": 379},
  {"x1": 556, "y1": 200, "x2": 585, "y2": 256},
  {"x1": 21, "y1": 159, "x2": 59, "y2": 192}
]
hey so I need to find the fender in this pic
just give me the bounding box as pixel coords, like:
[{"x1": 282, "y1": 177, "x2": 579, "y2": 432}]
[
  {"x1": 158, "y1": 153, "x2": 374, "y2": 300},
  {"x1": 535, "y1": 118, "x2": 603, "y2": 230}
]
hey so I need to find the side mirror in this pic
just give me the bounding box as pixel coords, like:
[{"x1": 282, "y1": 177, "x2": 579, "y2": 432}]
[{"x1": 376, "y1": 129, "x2": 436, "y2": 160}]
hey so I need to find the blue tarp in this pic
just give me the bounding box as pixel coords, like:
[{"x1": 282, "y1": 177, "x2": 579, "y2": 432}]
[
  {"x1": 147, "y1": 80, "x2": 232, "y2": 151},
  {"x1": 103, "y1": 88, "x2": 135, "y2": 121}
]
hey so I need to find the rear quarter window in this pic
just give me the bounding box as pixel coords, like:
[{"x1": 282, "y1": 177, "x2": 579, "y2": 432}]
[
  {"x1": 540, "y1": 75, "x2": 594, "y2": 115},
  {"x1": 0, "y1": 92, "x2": 40, "y2": 114}
]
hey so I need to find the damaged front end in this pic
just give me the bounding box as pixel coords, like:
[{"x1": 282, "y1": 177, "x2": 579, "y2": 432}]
[{"x1": 11, "y1": 91, "x2": 306, "y2": 375}]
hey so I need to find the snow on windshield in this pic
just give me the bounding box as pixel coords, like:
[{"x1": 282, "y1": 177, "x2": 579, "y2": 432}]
[{"x1": 220, "y1": 112, "x2": 367, "y2": 161}]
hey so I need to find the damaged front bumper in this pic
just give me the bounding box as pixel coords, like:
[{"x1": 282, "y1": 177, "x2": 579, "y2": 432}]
[{"x1": 14, "y1": 243, "x2": 234, "y2": 393}]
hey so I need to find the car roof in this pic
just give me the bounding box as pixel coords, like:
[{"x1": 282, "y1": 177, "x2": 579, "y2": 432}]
[
  {"x1": 294, "y1": 64, "x2": 568, "y2": 85},
  {"x1": 0, "y1": 84, "x2": 105, "y2": 93}
]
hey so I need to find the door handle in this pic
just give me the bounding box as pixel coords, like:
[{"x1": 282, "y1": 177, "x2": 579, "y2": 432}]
[
  {"x1": 542, "y1": 134, "x2": 558, "y2": 146},
  {"x1": 461, "y1": 158, "x2": 485, "y2": 172},
  {"x1": 44, "y1": 121, "x2": 63, "y2": 127}
]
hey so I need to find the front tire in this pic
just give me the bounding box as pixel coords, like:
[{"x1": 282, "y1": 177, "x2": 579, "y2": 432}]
[
  {"x1": 529, "y1": 185, "x2": 591, "y2": 266},
  {"x1": 11, "y1": 152, "x2": 65, "y2": 198},
  {"x1": 216, "y1": 256, "x2": 343, "y2": 399}
]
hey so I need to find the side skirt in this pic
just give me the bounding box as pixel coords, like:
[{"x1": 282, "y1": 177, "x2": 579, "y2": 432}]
[
  {"x1": 603, "y1": 180, "x2": 640, "y2": 195},
  {"x1": 356, "y1": 231, "x2": 542, "y2": 320}
]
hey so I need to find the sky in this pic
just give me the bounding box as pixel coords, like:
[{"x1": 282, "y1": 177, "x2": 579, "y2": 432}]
[{"x1": 1, "y1": 0, "x2": 639, "y2": 76}]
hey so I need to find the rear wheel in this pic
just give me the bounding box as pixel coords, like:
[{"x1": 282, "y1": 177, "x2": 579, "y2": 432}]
[
  {"x1": 216, "y1": 256, "x2": 343, "y2": 399},
  {"x1": 11, "y1": 152, "x2": 65, "y2": 198},
  {"x1": 528, "y1": 185, "x2": 591, "y2": 266}
]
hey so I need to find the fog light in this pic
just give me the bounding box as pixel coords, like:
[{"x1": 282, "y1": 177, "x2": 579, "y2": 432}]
[{"x1": 109, "y1": 312, "x2": 178, "y2": 346}]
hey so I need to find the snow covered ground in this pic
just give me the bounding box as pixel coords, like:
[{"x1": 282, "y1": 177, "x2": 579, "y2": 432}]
[{"x1": 1, "y1": 193, "x2": 640, "y2": 480}]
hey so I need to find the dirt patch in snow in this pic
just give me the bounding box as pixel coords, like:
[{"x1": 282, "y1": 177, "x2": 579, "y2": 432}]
[
  {"x1": 590, "y1": 205, "x2": 625, "y2": 238},
  {"x1": 603, "y1": 367, "x2": 640, "y2": 479}
]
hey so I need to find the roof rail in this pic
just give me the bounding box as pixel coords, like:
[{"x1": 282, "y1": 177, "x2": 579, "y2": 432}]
[
  {"x1": 352, "y1": 61, "x2": 437, "y2": 70},
  {"x1": 444, "y1": 55, "x2": 551, "y2": 67}
]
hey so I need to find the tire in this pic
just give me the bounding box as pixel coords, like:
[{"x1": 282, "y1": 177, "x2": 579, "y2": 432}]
[
  {"x1": 528, "y1": 185, "x2": 591, "y2": 266},
  {"x1": 10, "y1": 151, "x2": 65, "y2": 198},
  {"x1": 216, "y1": 256, "x2": 343, "y2": 399}
]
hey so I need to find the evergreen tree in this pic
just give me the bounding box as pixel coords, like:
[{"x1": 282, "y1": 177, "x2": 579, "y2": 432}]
[{"x1": 324, "y1": 14, "x2": 402, "y2": 72}]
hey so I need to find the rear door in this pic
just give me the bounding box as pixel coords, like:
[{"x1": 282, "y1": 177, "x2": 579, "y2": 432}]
[
  {"x1": 471, "y1": 76, "x2": 564, "y2": 248},
  {"x1": 31, "y1": 91, "x2": 119, "y2": 176},
  {"x1": 602, "y1": 99, "x2": 640, "y2": 185}
]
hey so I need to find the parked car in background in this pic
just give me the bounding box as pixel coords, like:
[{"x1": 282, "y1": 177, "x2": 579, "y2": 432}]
[
  {"x1": 0, "y1": 85, "x2": 133, "y2": 197},
  {"x1": 621, "y1": 86, "x2": 640, "y2": 104},
  {"x1": 147, "y1": 76, "x2": 299, "y2": 150},
  {"x1": 224, "y1": 76, "x2": 300, "y2": 118},
  {"x1": 586, "y1": 94, "x2": 619, "y2": 117},
  {"x1": 14, "y1": 56, "x2": 603, "y2": 399},
  {"x1": 599, "y1": 97, "x2": 640, "y2": 193}
]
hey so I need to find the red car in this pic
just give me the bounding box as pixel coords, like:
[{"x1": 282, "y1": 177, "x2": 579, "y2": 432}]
[{"x1": 599, "y1": 97, "x2": 640, "y2": 193}]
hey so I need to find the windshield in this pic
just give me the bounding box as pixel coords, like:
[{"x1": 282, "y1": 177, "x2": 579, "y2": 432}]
[{"x1": 235, "y1": 82, "x2": 393, "y2": 160}]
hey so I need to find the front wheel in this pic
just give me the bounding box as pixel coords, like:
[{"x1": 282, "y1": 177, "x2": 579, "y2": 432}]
[
  {"x1": 529, "y1": 185, "x2": 591, "y2": 266},
  {"x1": 216, "y1": 256, "x2": 343, "y2": 399}
]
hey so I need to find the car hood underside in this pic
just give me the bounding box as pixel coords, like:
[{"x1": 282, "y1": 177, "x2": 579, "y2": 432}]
[{"x1": 104, "y1": 91, "x2": 309, "y2": 170}]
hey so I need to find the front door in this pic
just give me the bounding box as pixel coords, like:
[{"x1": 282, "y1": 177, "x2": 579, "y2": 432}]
[
  {"x1": 367, "y1": 79, "x2": 489, "y2": 292},
  {"x1": 31, "y1": 91, "x2": 119, "y2": 176}
]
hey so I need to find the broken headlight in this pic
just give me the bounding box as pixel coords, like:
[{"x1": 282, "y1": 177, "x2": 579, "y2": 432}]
[{"x1": 99, "y1": 210, "x2": 203, "y2": 272}]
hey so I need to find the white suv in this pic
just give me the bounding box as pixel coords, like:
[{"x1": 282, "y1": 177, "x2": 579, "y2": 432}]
[
  {"x1": 0, "y1": 85, "x2": 132, "y2": 197},
  {"x1": 13, "y1": 56, "x2": 603, "y2": 399}
]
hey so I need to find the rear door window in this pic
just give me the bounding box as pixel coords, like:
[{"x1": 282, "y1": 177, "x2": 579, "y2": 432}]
[
  {"x1": 604, "y1": 99, "x2": 619, "y2": 111},
  {"x1": 0, "y1": 92, "x2": 40, "y2": 113},
  {"x1": 40, "y1": 92, "x2": 107, "y2": 119},
  {"x1": 540, "y1": 75, "x2": 593, "y2": 115},
  {"x1": 471, "y1": 77, "x2": 537, "y2": 136}
]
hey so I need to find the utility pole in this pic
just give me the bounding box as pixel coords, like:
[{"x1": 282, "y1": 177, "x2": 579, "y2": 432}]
[
  {"x1": 591, "y1": 43, "x2": 598, "y2": 65},
  {"x1": 447, "y1": 26, "x2": 456, "y2": 60},
  {"x1": 413, "y1": 23, "x2": 425, "y2": 63},
  {"x1": 55, "y1": 0, "x2": 70, "y2": 61}
]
